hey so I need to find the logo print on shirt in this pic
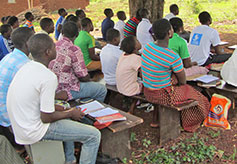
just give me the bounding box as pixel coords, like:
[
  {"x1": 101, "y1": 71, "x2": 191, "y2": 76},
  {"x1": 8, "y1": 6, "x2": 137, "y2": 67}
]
[{"x1": 190, "y1": 33, "x2": 203, "y2": 46}]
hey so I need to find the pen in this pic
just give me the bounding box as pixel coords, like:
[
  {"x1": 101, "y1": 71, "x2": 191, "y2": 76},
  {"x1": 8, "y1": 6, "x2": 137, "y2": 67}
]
[{"x1": 82, "y1": 108, "x2": 87, "y2": 113}]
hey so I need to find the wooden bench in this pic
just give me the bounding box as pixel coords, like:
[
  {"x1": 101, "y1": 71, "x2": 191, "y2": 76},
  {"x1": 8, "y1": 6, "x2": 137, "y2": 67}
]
[
  {"x1": 69, "y1": 100, "x2": 143, "y2": 160},
  {"x1": 106, "y1": 84, "x2": 198, "y2": 145}
]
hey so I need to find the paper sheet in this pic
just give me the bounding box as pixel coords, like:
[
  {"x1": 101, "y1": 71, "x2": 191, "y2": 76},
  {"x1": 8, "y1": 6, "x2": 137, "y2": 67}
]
[
  {"x1": 89, "y1": 107, "x2": 119, "y2": 117},
  {"x1": 194, "y1": 75, "x2": 219, "y2": 83},
  {"x1": 77, "y1": 100, "x2": 104, "y2": 113},
  {"x1": 219, "y1": 41, "x2": 229, "y2": 46},
  {"x1": 228, "y1": 45, "x2": 237, "y2": 49}
]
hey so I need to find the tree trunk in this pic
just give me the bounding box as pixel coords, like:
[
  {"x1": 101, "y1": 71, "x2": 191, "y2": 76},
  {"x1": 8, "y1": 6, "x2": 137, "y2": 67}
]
[{"x1": 129, "y1": 0, "x2": 164, "y2": 23}]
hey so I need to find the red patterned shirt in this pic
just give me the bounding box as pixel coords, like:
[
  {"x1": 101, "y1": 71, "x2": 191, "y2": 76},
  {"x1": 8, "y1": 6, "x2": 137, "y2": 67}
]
[{"x1": 48, "y1": 37, "x2": 88, "y2": 99}]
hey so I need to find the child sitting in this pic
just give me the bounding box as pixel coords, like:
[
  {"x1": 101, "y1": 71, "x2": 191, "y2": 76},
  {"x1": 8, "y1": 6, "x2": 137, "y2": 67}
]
[
  {"x1": 100, "y1": 28, "x2": 123, "y2": 85},
  {"x1": 116, "y1": 36, "x2": 142, "y2": 96},
  {"x1": 101, "y1": 8, "x2": 114, "y2": 41},
  {"x1": 55, "y1": 8, "x2": 68, "y2": 40},
  {"x1": 0, "y1": 24, "x2": 14, "y2": 60},
  {"x1": 169, "y1": 17, "x2": 208, "y2": 76},
  {"x1": 75, "y1": 9, "x2": 86, "y2": 21},
  {"x1": 39, "y1": 18, "x2": 54, "y2": 35},
  {"x1": 23, "y1": 12, "x2": 35, "y2": 32},
  {"x1": 164, "y1": 4, "x2": 179, "y2": 20},
  {"x1": 7, "y1": 16, "x2": 19, "y2": 29},
  {"x1": 114, "y1": 11, "x2": 126, "y2": 44}
]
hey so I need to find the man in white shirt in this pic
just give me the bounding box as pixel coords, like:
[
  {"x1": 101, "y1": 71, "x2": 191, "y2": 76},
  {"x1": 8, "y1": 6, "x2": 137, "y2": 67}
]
[
  {"x1": 136, "y1": 8, "x2": 154, "y2": 51},
  {"x1": 188, "y1": 11, "x2": 232, "y2": 66},
  {"x1": 164, "y1": 4, "x2": 179, "y2": 20},
  {"x1": 114, "y1": 11, "x2": 126, "y2": 44},
  {"x1": 7, "y1": 34, "x2": 100, "y2": 164},
  {"x1": 100, "y1": 28, "x2": 123, "y2": 85}
]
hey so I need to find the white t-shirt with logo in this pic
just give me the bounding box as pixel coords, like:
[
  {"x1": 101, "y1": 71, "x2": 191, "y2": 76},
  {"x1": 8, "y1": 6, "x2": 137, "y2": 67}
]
[
  {"x1": 100, "y1": 44, "x2": 123, "y2": 85},
  {"x1": 7, "y1": 61, "x2": 57, "y2": 145},
  {"x1": 136, "y1": 18, "x2": 154, "y2": 51},
  {"x1": 188, "y1": 25, "x2": 221, "y2": 65}
]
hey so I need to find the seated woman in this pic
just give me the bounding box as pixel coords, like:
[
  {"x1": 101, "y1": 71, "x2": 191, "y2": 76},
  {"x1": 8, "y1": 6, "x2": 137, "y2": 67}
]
[
  {"x1": 141, "y1": 19, "x2": 210, "y2": 131},
  {"x1": 168, "y1": 17, "x2": 208, "y2": 77},
  {"x1": 116, "y1": 36, "x2": 142, "y2": 96}
]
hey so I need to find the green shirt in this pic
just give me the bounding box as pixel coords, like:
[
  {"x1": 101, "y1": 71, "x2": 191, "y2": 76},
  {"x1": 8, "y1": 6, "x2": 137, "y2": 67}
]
[
  {"x1": 74, "y1": 30, "x2": 95, "y2": 66},
  {"x1": 168, "y1": 33, "x2": 190, "y2": 59}
]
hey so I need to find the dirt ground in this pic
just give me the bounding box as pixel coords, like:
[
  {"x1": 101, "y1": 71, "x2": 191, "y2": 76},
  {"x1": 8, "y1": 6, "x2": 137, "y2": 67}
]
[{"x1": 118, "y1": 33, "x2": 237, "y2": 164}]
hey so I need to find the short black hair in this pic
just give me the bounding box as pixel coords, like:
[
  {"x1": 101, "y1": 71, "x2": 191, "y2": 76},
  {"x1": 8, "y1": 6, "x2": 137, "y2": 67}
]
[
  {"x1": 81, "y1": 17, "x2": 92, "y2": 28},
  {"x1": 40, "y1": 18, "x2": 53, "y2": 30},
  {"x1": 104, "y1": 8, "x2": 113, "y2": 17},
  {"x1": 139, "y1": 8, "x2": 149, "y2": 18},
  {"x1": 28, "y1": 34, "x2": 54, "y2": 59},
  {"x1": 11, "y1": 27, "x2": 34, "y2": 49},
  {"x1": 169, "y1": 17, "x2": 183, "y2": 33},
  {"x1": 120, "y1": 36, "x2": 136, "y2": 54},
  {"x1": 7, "y1": 16, "x2": 18, "y2": 26},
  {"x1": 106, "y1": 28, "x2": 120, "y2": 42},
  {"x1": 75, "y1": 9, "x2": 84, "y2": 17},
  {"x1": 199, "y1": 11, "x2": 211, "y2": 24},
  {"x1": 58, "y1": 8, "x2": 66, "y2": 15},
  {"x1": 152, "y1": 19, "x2": 171, "y2": 40},
  {"x1": 136, "y1": 8, "x2": 142, "y2": 20},
  {"x1": 62, "y1": 21, "x2": 78, "y2": 38},
  {"x1": 65, "y1": 15, "x2": 79, "y2": 24},
  {"x1": 117, "y1": 11, "x2": 125, "y2": 20},
  {"x1": 25, "y1": 12, "x2": 33, "y2": 20},
  {"x1": 0, "y1": 24, "x2": 11, "y2": 35},
  {"x1": 170, "y1": 4, "x2": 179, "y2": 13},
  {"x1": 1, "y1": 16, "x2": 11, "y2": 24}
]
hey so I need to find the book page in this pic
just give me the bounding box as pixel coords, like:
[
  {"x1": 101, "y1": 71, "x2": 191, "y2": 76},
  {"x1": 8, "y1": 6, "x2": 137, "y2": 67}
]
[
  {"x1": 194, "y1": 75, "x2": 219, "y2": 83},
  {"x1": 89, "y1": 107, "x2": 119, "y2": 117},
  {"x1": 77, "y1": 100, "x2": 105, "y2": 113}
]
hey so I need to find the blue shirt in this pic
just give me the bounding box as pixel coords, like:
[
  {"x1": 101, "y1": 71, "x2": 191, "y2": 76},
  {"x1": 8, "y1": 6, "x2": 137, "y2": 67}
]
[
  {"x1": 55, "y1": 16, "x2": 64, "y2": 40},
  {"x1": 0, "y1": 49, "x2": 30, "y2": 127},
  {"x1": 0, "y1": 35, "x2": 10, "y2": 61},
  {"x1": 101, "y1": 17, "x2": 114, "y2": 40}
]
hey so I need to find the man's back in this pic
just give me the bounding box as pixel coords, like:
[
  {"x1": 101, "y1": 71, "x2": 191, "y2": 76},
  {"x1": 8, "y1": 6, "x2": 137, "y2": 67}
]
[
  {"x1": 0, "y1": 49, "x2": 29, "y2": 127},
  {"x1": 188, "y1": 25, "x2": 221, "y2": 65},
  {"x1": 7, "y1": 61, "x2": 57, "y2": 145},
  {"x1": 124, "y1": 17, "x2": 140, "y2": 38}
]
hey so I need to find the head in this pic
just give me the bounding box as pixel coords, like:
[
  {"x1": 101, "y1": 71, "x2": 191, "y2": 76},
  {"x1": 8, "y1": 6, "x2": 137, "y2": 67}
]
[
  {"x1": 139, "y1": 8, "x2": 150, "y2": 19},
  {"x1": 0, "y1": 24, "x2": 12, "y2": 39},
  {"x1": 25, "y1": 12, "x2": 34, "y2": 21},
  {"x1": 1, "y1": 16, "x2": 10, "y2": 24},
  {"x1": 120, "y1": 36, "x2": 141, "y2": 54},
  {"x1": 170, "y1": 4, "x2": 179, "y2": 15},
  {"x1": 106, "y1": 28, "x2": 120, "y2": 46},
  {"x1": 169, "y1": 17, "x2": 183, "y2": 33},
  {"x1": 58, "y1": 8, "x2": 68, "y2": 17},
  {"x1": 62, "y1": 21, "x2": 79, "y2": 41},
  {"x1": 117, "y1": 11, "x2": 126, "y2": 21},
  {"x1": 40, "y1": 18, "x2": 54, "y2": 34},
  {"x1": 7, "y1": 16, "x2": 19, "y2": 29},
  {"x1": 104, "y1": 8, "x2": 114, "y2": 18},
  {"x1": 75, "y1": 9, "x2": 86, "y2": 19},
  {"x1": 11, "y1": 27, "x2": 34, "y2": 54},
  {"x1": 65, "y1": 15, "x2": 80, "y2": 29},
  {"x1": 152, "y1": 19, "x2": 173, "y2": 41},
  {"x1": 28, "y1": 34, "x2": 56, "y2": 65},
  {"x1": 199, "y1": 11, "x2": 212, "y2": 25},
  {"x1": 81, "y1": 17, "x2": 93, "y2": 32},
  {"x1": 135, "y1": 8, "x2": 142, "y2": 21}
]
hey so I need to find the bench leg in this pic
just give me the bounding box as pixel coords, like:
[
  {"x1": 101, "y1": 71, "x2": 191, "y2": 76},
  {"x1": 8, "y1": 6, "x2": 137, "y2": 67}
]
[
  {"x1": 158, "y1": 106, "x2": 181, "y2": 145},
  {"x1": 128, "y1": 99, "x2": 138, "y2": 114},
  {"x1": 101, "y1": 128, "x2": 131, "y2": 160},
  {"x1": 150, "y1": 105, "x2": 159, "y2": 128}
]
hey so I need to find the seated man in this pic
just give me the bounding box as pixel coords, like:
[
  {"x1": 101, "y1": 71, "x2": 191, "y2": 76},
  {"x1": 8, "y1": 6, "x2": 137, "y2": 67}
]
[
  {"x1": 38, "y1": 17, "x2": 54, "y2": 35},
  {"x1": 188, "y1": 11, "x2": 232, "y2": 66},
  {"x1": 114, "y1": 11, "x2": 126, "y2": 44},
  {"x1": 7, "y1": 33, "x2": 101, "y2": 164},
  {"x1": 136, "y1": 8, "x2": 154, "y2": 51},
  {"x1": 0, "y1": 27, "x2": 34, "y2": 149},
  {"x1": 49, "y1": 22, "x2": 107, "y2": 102},
  {"x1": 74, "y1": 18, "x2": 101, "y2": 71},
  {"x1": 75, "y1": 9, "x2": 86, "y2": 21},
  {"x1": 7, "y1": 16, "x2": 19, "y2": 29},
  {"x1": 100, "y1": 28, "x2": 123, "y2": 85},
  {"x1": 124, "y1": 9, "x2": 141, "y2": 38},
  {"x1": 164, "y1": 4, "x2": 179, "y2": 20},
  {"x1": 23, "y1": 12, "x2": 35, "y2": 32},
  {"x1": 55, "y1": 8, "x2": 68, "y2": 40},
  {"x1": 0, "y1": 24, "x2": 14, "y2": 60}
]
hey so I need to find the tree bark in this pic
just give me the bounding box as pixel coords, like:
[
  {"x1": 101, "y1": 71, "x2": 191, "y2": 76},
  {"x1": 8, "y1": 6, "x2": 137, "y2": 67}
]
[{"x1": 129, "y1": 0, "x2": 164, "y2": 23}]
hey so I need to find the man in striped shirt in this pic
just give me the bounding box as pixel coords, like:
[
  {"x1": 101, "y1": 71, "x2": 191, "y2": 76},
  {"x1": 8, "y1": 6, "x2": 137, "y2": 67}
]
[{"x1": 123, "y1": 9, "x2": 142, "y2": 38}]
